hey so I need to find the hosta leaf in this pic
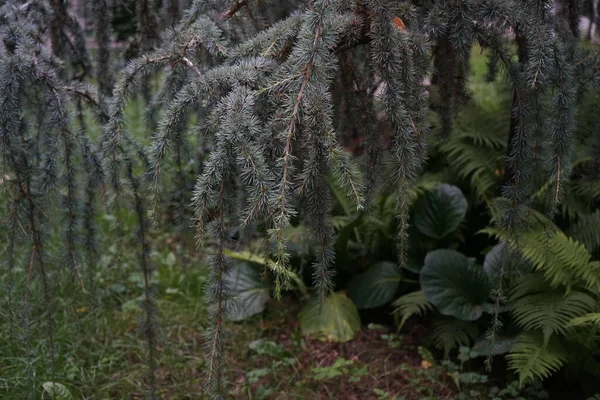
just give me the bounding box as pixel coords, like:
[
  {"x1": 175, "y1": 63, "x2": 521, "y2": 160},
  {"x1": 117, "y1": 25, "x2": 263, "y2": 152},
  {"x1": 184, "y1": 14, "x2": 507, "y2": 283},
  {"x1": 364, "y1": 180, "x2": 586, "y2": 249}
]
[
  {"x1": 225, "y1": 263, "x2": 269, "y2": 321},
  {"x1": 299, "y1": 292, "x2": 361, "y2": 342},
  {"x1": 484, "y1": 242, "x2": 509, "y2": 288},
  {"x1": 414, "y1": 183, "x2": 468, "y2": 239},
  {"x1": 484, "y1": 242, "x2": 531, "y2": 289},
  {"x1": 420, "y1": 249, "x2": 492, "y2": 320},
  {"x1": 347, "y1": 262, "x2": 401, "y2": 309},
  {"x1": 471, "y1": 334, "x2": 516, "y2": 357},
  {"x1": 401, "y1": 257, "x2": 423, "y2": 274}
]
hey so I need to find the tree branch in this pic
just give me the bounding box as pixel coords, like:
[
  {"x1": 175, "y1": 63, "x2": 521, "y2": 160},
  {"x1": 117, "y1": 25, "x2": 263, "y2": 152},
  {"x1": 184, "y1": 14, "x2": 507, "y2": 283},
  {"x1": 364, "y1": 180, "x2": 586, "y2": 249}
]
[{"x1": 222, "y1": 0, "x2": 249, "y2": 20}]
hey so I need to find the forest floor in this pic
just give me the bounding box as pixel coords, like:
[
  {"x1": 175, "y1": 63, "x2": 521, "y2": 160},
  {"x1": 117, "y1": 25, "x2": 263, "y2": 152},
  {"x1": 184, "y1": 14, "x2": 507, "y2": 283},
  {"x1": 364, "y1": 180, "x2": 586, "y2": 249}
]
[
  {"x1": 112, "y1": 286, "x2": 458, "y2": 400},
  {"x1": 222, "y1": 299, "x2": 456, "y2": 399},
  {"x1": 93, "y1": 244, "x2": 458, "y2": 399}
]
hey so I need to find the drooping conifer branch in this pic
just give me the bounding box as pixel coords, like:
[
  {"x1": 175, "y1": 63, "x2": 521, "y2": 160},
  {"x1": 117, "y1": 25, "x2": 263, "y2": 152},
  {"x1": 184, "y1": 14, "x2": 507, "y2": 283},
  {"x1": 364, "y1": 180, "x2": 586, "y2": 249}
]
[
  {"x1": 126, "y1": 158, "x2": 159, "y2": 397},
  {"x1": 79, "y1": 136, "x2": 104, "y2": 304},
  {"x1": 93, "y1": 0, "x2": 113, "y2": 107},
  {"x1": 268, "y1": 0, "x2": 355, "y2": 296},
  {"x1": 369, "y1": 0, "x2": 428, "y2": 269},
  {"x1": 297, "y1": 89, "x2": 337, "y2": 300},
  {"x1": 429, "y1": 0, "x2": 473, "y2": 138},
  {"x1": 203, "y1": 180, "x2": 230, "y2": 396},
  {"x1": 48, "y1": 0, "x2": 91, "y2": 79},
  {"x1": 61, "y1": 129, "x2": 85, "y2": 292}
]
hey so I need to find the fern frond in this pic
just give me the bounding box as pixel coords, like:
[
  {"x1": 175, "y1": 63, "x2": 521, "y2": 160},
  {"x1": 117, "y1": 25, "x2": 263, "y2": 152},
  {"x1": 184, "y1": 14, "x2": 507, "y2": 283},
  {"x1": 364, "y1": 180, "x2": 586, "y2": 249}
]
[
  {"x1": 510, "y1": 277, "x2": 597, "y2": 343},
  {"x1": 507, "y1": 332, "x2": 568, "y2": 386},
  {"x1": 569, "y1": 313, "x2": 600, "y2": 327},
  {"x1": 518, "y1": 231, "x2": 600, "y2": 291},
  {"x1": 486, "y1": 227, "x2": 600, "y2": 291},
  {"x1": 568, "y1": 210, "x2": 600, "y2": 253},
  {"x1": 568, "y1": 180, "x2": 600, "y2": 203},
  {"x1": 441, "y1": 141, "x2": 502, "y2": 201},
  {"x1": 392, "y1": 290, "x2": 433, "y2": 330},
  {"x1": 431, "y1": 318, "x2": 479, "y2": 357},
  {"x1": 437, "y1": 83, "x2": 510, "y2": 202}
]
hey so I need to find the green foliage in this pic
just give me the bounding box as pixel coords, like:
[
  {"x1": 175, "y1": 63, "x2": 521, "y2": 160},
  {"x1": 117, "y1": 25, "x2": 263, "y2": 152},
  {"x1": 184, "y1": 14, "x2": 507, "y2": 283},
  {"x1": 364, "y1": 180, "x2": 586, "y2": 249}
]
[
  {"x1": 470, "y1": 335, "x2": 516, "y2": 357},
  {"x1": 392, "y1": 290, "x2": 434, "y2": 330},
  {"x1": 568, "y1": 210, "x2": 600, "y2": 253},
  {"x1": 569, "y1": 313, "x2": 600, "y2": 327},
  {"x1": 420, "y1": 249, "x2": 492, "y2": 321},
  {"x1": 41, "y1": 382, "x2": 74, "y2": 400},
  {"x1": 224, "y1": 263, "x2": 269, "y2": 322},
  {"x1": 311, "y1": 357, "x2": 367, "y2": 382},
  {"x1": 299, "y1": 292, "x2": 361, "y2": 342},
  {"x1": 432, "y1": 319, "x2": 479, "y2": 357},
  {"x1": 510, "y1": 278, "x2": 598, "y2": 343},
  {"x1": 414, "y1": 183, "x2": 468, "y2": 240},
  {"x1": 3, "y1": 0, "x2": 600, "y2": 397},
  {"x1": 436, "y1": 83, "x2": 510, "y2": 203},
  {"x1": 443, "y1": 347, "x2": 550, "y2": 400},
  {"x1": 487, "y1": 228, "x2": 600, "y2": 291},
  {"x1": 347, "y1": 262, "x2": 401, "y2": 309},
  {"x1": 507, "y1": 332, "x2": 569, "y2": 386}
]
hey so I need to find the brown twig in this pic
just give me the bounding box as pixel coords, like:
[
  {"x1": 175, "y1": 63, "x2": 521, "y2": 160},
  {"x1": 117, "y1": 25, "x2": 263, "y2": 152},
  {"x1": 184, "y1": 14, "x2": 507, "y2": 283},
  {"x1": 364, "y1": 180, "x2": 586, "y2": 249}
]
[{"x1": 222, "y1": 0, "x2": 249, "y2": 20}]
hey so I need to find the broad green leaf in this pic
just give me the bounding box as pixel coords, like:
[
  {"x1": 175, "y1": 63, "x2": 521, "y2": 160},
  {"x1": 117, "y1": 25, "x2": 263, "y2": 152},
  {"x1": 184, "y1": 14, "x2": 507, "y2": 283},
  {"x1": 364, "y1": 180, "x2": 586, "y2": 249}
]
[
  {"x1": 347, "y1": 262, "x2": 401, "y2": 309},
  {"x1": 225, "y1": 263, "x2": 269, "y2": 321},
  {"x1": 471, "y1": 334, "x2": 516, "y2": 357},
  {"x1": 483, "y1": 242, "x2": 509, "y2": 287},
  {"x1": 299, "y1": 292, "x2": 361, "y2": 342},
  {"x1": 402, "y1": 257, "x2": 424, "y2": 274},
  {"x1": 42, "y1": 382, "x2": 74, "y2": 400},
  {"x1": 420, "y1": 249, "x2": 492, "y2": 320},
  {"x1": 414, "y1": 183, "x2": 468, "y2": 239},
  {"x1": 483, "y1": 242, "x2": 531, "y2": 289}
]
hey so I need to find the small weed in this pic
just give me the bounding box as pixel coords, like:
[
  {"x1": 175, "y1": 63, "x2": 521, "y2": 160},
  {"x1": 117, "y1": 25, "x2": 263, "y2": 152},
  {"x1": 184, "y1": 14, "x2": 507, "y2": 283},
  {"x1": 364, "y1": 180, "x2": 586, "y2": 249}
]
[
  {"x1": 381, "y1": 333, "x2": 403, "y2": 348},
  {"x1": 311, "y1": 357, "x2": 368, "y2": 382},
  {"x1": 374, "y1": 387, "x2": 407, "y2": 400}
]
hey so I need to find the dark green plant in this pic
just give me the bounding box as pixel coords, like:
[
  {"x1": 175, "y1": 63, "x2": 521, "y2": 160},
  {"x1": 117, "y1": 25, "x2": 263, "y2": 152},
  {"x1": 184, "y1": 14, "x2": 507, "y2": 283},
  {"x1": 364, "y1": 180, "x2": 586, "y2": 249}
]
[{"x1": 3, "y1": 0, "x2": 600, "y2": 398}]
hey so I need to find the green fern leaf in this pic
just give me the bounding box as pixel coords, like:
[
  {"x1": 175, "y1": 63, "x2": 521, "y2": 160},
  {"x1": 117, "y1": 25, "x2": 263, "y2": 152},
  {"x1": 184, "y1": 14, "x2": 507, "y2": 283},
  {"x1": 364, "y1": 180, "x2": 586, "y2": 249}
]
[
  {"x1": 508, "y1": 230, "x2": 600, "y2": 291},
  {"x1": 507, "y1": 332, "x2": 568, "y2": 386},
  {"x1": 542, "y1": 232, "x2": 600, "y2": 290},
  {"x1": 569, "y1": 313, "x2": 600, "y2": 327},
  {"x1": 437, "y1": 85, "x2": 510, "y2": 202},
  {"x1": 510, "y1": 277, "x2": 597, "y2": 343},
  {"x1": 432, "y1": 318, "x2": 479, "y2": 357},
  {"x1": 568, "y1": 210, "x2": 600, "y2": 253},
  {"x1": 392, "y1": 290, "x2": 433, "y2": 330}
]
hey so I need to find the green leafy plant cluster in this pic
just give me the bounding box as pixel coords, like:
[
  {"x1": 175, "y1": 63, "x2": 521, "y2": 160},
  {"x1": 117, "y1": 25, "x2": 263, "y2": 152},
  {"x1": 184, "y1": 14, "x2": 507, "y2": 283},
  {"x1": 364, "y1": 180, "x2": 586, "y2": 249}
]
[{"x1": 223, "y1": 79, "x2": 600, "y2": 392}]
